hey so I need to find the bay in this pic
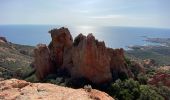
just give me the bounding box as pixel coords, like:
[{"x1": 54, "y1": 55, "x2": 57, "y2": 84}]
[{"x1": 0, "y1": 25, "x2": 170, "y2": 49}]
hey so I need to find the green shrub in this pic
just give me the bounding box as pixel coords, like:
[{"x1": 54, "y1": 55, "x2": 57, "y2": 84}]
[
  {"x1": 138, "y1": 85, "x2": 164, "y2": 100},
  {"x1": 125, "y1": 57, "x2": 132, "y2": 67},
  {"x1": 152, "y1": 85, "x2": 170, "y2": 100},
  {"x1": 108, "y1": 79, "x2": 164, "y2": 100},
  {"x1": 137, "y1": 73, "x2": 148, "y2": 85},
  {"x1": 109, "y1": 79, "x2": 140, "y2": 100}
]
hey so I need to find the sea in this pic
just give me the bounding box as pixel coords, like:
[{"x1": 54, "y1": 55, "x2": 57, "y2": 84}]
[{"x1": 0, "y1": 25, "x2": 170, "y2": 49}]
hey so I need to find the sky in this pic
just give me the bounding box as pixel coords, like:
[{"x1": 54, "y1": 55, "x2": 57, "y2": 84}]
[{"x1": 1, "y1": 0, "x2": 170, "y2": 28}]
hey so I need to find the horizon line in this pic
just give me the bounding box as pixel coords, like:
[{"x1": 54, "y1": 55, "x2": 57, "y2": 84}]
[{"x1": 0, "y1": 24, "x2": 170, "y2": 30}]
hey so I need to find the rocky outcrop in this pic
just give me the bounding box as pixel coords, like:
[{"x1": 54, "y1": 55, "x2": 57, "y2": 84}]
[
  {"x1": 108, "y1": 48, "x2": 133, "y2": 80},
  {"x1": 48, "y1": 27, "x2": 73, "y2": 67},
  {"x1": 33, "y1": 27, "x2": 133, "y2": 84},
  {"x1": 148, "y1": 73, "x2": 170, "y2": 87},
  {"x1": 71, "y1": 34, "x2": 112, "y2": 83},
  {"x1": 130, "y1": 61, "x2": 145, "y2": 76},
  {"x1": 34, "y1": 44, "x2": 54, "y2": 80},
  {"x1": 0, "y1": 37, "x2": 7, "y2": 43},
  {"x1": 0, "y1": 79, "x2": 114, "y2": 100}
]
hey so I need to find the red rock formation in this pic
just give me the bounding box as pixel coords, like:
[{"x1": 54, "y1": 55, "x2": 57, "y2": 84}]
[
  {"x1": 33, "y1": 27, "x2": 133, "y2": 84},
  {"x1": 108, "y1": 48, "x2": 133, "y2": 80},
  {"x1": 71, "y1": 34, "x2": 112, "y2": 84},
  {"x1": 34, "y1": 44, "x2": 54, "y2": 80},
  {"x1": 48, "y1": 27, "x2": 73, "y2": 67},
  {"x1": 148, "y1": 73, "x2": 170, "y2": 87},
  {"x1": 0, "y1": 79, "x2": 114, "y2": 100},
  {"x1": 130, "y1": 61, "x2": 145, "y2": 76}
]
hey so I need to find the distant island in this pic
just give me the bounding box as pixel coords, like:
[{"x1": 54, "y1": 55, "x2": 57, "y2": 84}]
[{"x1": 145, "y1": 37, "x2": 170, "y2": 47}]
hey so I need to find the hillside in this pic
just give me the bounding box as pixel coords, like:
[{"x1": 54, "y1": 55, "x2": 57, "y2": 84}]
[{"x1": 0, "y1": 37, "x2": 35, "y2": 79}]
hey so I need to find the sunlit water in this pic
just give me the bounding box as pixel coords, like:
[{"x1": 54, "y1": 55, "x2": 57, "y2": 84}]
[{"x1": 0, "y1": 25, "x2": 170, "y2": 49}]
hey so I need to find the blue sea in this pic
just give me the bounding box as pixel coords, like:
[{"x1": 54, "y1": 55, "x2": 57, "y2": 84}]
[{"x1": 0, "y1": 25, "x2": 170, "y2": 49}]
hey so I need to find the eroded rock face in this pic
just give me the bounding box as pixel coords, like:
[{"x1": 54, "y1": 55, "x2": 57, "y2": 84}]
[
  {"x1": 34, "y1": 44, "x2": 54, "y2": 80},
  {"x1": 48, "y1": 27, "x2": 73, "y2": 67},
  {"x1": 130, "y1": 61, "x2": 145, "y2": 76},
  {"x1": 71, "y1": 34, "x2": 112, "y2": 83},
  {"x1": 33, "y1": 27, "x2": 133, "y2": 84},
  {"x1": 0, "y1": 79, "x2": 114, "y2": 100},
  {"x1": 108, "y1": 48, "x2": 133, "y2": 80}
]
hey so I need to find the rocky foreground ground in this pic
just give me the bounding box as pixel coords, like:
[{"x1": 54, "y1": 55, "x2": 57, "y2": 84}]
[{"x1": 0, "y1": 79, "x2": 114, "y2": 100}]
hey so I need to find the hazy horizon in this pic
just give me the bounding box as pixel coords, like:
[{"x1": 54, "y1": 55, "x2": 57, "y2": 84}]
[
  {"x1": 1, "y1": 0, "x2": 170, "y2": 29},
  {"x1": 1, "y1": 25, "x2": 170, "y2": 49}
]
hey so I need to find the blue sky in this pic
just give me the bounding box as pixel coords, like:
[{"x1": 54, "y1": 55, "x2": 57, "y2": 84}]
[{"x1": 1, "y1": 0, "x2": 170, "y2": 28}]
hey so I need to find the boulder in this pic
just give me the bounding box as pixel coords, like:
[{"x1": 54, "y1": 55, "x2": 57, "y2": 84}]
[
  {"x1": 34, "y1": 44, "x2": 54, "y2": 80},
  {"x1": 71, "y1": 34, "x2": 112, "y2": 84}
]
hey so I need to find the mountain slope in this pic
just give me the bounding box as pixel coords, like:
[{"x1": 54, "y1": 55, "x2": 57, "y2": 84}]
[{"x1": 0, "y1": 38, "x2": 35, "y2": 79}]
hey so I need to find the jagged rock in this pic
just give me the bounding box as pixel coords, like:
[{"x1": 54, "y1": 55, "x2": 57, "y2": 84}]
[
  {"x1": 0, "y1": 79, "x2": 114, "y2": 100},
  {"x1": 71, "y1": 34, "x2": 112, "y2": 84},
  {"x1": 33, "y1": 27, "x2": 134, "y2": 84},
  {"x1": 34, "y1": 44, "x2": 54, "y2": 80},
  {"x1": 108, "y1": 48, "x2": 133, "y2": 80},
  {"x1": 130, "y1": 61, "x2": 145, "y2": 77},
  {"x1": 48, "y1": 27, "x2": 73, "y2": 67},
  {"x1": 132, "y1": 61, "x2": 145, "y2": 73},
  {"x1": 0, "y1": 37, "x2": 7, "y2": 43}
]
